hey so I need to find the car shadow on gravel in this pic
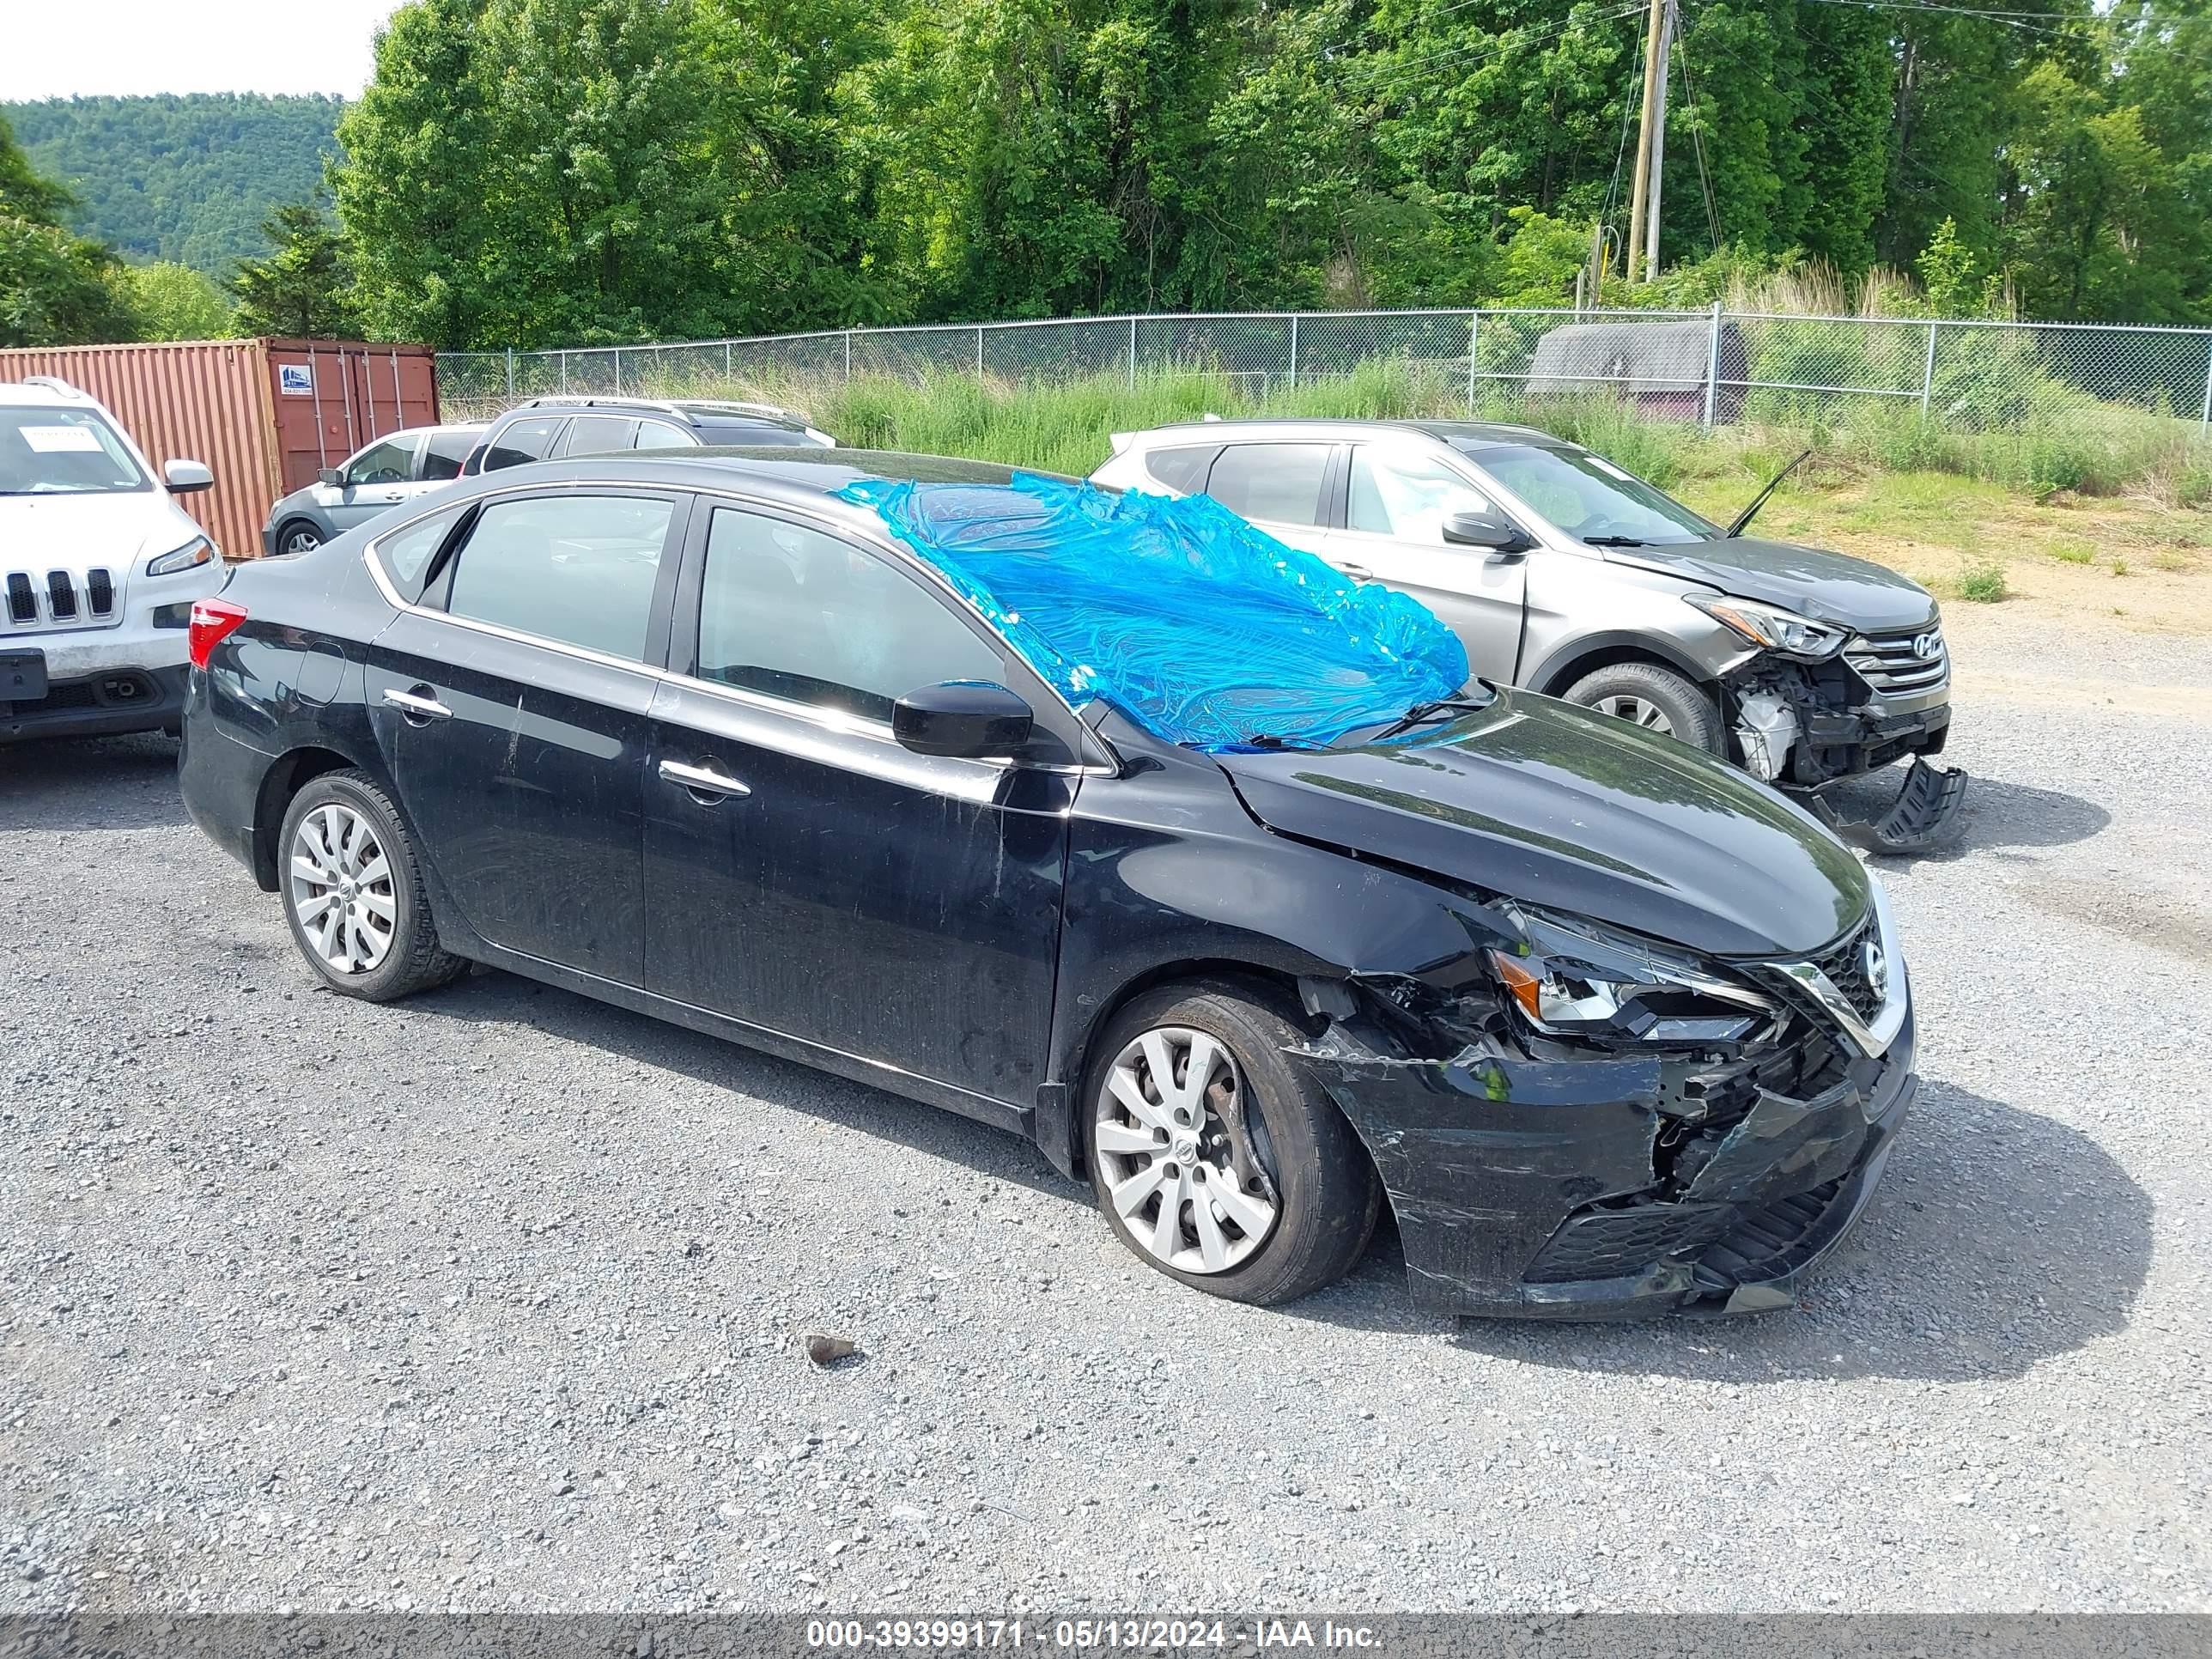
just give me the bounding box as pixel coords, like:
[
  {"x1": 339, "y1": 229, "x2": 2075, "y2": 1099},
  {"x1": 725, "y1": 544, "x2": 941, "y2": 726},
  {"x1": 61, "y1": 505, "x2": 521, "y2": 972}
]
[
  {"x1": 378, "y1": 975, "x2": 2150, "y2": 1382},
  {"x1": 1, "y1": 733, "x2": 185, "y2": 832},
  {"x1": 400, "y1": 969, "x2": 1090, "y2": 1205},
  {"x1": 1438, "y1": 1079, "x2": 2151, "y2": 1382}
]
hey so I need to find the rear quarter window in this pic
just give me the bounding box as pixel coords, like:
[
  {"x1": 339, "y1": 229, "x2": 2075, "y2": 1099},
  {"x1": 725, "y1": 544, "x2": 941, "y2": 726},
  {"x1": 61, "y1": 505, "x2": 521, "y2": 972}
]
[
  {"x1": 482, "y1": 416, "x2": 564, "y2": 471},
  {"x1": 1142, "y1": 444, "x2": 1219, "y2": 495}
]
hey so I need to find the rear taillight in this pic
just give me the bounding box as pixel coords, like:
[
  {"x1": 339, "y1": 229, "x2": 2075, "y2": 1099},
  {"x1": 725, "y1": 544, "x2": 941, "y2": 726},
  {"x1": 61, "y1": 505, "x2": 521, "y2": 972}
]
[{"x1": 187, "y1": 598, "x2": 248, "y2": 669}]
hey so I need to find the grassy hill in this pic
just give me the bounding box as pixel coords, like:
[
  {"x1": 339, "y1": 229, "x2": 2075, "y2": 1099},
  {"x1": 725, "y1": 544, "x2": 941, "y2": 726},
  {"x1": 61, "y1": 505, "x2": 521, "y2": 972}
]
[{"x1": 3, "y1": 93, "x2": 344, "y2": 277}]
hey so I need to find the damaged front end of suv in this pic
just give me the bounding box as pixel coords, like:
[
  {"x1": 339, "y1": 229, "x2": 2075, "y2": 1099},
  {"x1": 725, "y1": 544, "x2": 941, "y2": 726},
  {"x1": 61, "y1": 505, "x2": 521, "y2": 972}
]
[
  {"x1": 1293, "y1": 886, "x2": 1913, "y2": 1319},
  {"x1": 1689, "y1": 591, "x2": 1966, "y2": 854}
]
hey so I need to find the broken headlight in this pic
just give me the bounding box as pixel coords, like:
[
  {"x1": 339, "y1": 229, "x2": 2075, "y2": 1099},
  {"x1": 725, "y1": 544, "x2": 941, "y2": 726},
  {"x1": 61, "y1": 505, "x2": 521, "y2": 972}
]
[
  {"x1": 1486, "y1": 908, "x2": 1779, "y2": 1046},
  {"x1": 1686, "y1": 592, "x2": 1848, "y2": 661}
]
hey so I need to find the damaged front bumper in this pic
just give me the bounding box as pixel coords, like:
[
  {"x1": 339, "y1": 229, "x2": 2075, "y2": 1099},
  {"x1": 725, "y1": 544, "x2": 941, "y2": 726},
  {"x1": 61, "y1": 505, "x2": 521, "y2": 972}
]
[
  {"x1": 1725, "y1": 653, "x2": 1964, "y2": 853},
  {"x1": 1302, "y1": 1006, "x2": 1915, "y2": 1321}
]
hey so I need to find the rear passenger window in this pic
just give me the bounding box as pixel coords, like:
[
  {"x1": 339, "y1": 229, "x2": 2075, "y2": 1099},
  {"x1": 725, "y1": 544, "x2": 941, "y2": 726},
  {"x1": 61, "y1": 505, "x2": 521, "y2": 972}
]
[
  {"x1": 443, "y1": 495, "x2": 674, "y2": 660},
  {"x1": 482, "y1": 416, "x2": 563, "y2": 471},
  {"x1": 420, "y1": 429, "x2": 476, "y2": 481},
  {"x1": 695, "y1": 507, "x2": 1001, "y2": 721},
  {"x1": 557, "y1": 416, "x2": 639, "y2": 457},
  {"x1": 1204, "y1": 444, "x2": 1330, "y2": 526},
  {"x1": 1143, "y1": 445, "x2": 1218, "y2": 495}
]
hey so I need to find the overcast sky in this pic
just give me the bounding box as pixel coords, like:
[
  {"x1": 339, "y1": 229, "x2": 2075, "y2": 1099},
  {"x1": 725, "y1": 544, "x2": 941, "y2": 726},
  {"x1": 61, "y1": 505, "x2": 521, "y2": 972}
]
[{"x1": 1, "y1": 1, "x2": 402, "y2": 102}]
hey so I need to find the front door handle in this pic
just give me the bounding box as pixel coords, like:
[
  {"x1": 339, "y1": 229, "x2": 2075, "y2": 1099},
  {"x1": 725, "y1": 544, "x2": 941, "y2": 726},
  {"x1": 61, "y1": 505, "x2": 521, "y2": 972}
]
[
  {"x1": 1337, "y1": 561, "x2": 1375, "y2": 580},
  {"x1": 659, "y1": 758, "x2": 751, "y2": 803},
  {"x1": 382, "y1": 685, "x2": 453, "y2": 722}
]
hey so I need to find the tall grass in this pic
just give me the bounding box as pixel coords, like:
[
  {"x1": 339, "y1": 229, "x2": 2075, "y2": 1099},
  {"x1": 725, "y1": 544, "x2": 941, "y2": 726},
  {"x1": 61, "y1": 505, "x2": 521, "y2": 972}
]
[{"x1": 499, "y1": 358, "x2": 2209, "y2": 503}]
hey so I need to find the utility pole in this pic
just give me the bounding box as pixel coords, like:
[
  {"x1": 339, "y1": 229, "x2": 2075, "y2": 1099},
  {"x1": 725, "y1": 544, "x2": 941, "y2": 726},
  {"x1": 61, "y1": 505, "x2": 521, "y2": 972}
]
[
  {"x1": 1624, "y1": 0, "x2": 1667, "y2": 281},
  {"x1": 1644, "y1": 0, "x2": 1675, "y2": 282}
]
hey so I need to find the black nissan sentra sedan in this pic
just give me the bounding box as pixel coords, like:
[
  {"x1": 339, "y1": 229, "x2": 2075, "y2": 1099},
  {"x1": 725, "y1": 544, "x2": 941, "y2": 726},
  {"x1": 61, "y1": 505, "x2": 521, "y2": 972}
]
[{"x1": 179, "y1": 448, "x2": 1915, "y2": 1319}]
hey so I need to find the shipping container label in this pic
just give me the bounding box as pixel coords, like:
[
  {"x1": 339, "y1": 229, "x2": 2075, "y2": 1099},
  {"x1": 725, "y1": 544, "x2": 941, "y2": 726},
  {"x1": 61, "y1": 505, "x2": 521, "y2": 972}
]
[{"x1": 277, "y1": 364, "x2": 314, "y2": 395}]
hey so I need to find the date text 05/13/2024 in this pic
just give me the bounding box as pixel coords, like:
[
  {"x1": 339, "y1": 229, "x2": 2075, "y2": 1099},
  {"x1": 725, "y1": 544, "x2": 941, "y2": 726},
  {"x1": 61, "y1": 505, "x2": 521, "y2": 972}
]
[{"x1": 805, "y1": 1620, "x2": 1384, "y2": 1650}]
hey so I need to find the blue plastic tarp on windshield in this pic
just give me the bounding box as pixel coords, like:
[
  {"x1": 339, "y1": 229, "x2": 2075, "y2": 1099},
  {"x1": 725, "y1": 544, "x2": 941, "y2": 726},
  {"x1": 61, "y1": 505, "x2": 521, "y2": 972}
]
[{"x1": 837, "y1": 472, "x2": 1469, "y2": 752}]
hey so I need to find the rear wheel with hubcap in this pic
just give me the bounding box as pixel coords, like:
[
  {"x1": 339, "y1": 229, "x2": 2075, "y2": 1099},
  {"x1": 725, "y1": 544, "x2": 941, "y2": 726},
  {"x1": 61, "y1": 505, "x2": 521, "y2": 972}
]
[
  {"x1": 278, "y1": 769, "x2": 466, "y2": 1001},
  {"x1": 1086, "y1": 982, "x2": 1380, "y2": 1305}
]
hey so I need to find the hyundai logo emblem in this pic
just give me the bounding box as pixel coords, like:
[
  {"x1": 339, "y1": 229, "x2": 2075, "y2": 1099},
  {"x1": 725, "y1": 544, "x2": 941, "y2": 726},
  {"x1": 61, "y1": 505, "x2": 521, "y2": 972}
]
[
  {"x1": 1912, "y1": 629, "x2": 1942, "y2": 660},
  {"x1": 1860, "y1": 934, "x2": 1888, "y2": 1000}
]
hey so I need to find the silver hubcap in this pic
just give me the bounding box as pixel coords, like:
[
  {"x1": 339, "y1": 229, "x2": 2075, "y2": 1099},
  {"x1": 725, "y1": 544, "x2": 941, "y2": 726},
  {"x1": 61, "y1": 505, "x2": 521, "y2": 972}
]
[
  {"x1": 289, "y1": 803, "x2": 395, "y2": 975},
  {"x1": 285, "y1": 527, "x2": 319, "y2": 553},
  {"x1": 1096, "y1": 1026, "x2": 1279, "y2": 1274},
  {"x1": 1595, "y1": 694, "x2": 1674, "y2": 735}
]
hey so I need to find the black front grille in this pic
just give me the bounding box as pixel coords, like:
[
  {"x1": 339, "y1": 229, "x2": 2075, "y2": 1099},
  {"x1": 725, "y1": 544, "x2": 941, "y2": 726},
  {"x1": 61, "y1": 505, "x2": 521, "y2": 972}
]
[
  {"x1": 1808, "y1": 917, "x2": 1883, "y2": 1022},
  {"x1": 4, "y1": 573, "x2": 33, "y2": 624},
  {"x1": 1522, "y1": 1201, "x2": 1743, "y2": 1284},
  {"x1": 1697, "y1": 1178, "x2": 1847, "y2": 1285},
  {"x1": 87, "y1": 568, "x2": 113, "y2": 615},
  {"x1": 46, "y1": 570, "x2": 76, "y2": 620}
]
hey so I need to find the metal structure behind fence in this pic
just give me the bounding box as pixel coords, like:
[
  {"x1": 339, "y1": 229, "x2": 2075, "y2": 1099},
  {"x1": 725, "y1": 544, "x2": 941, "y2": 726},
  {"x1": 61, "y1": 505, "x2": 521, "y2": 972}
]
[{"x1": 443, "y1": 307, "x2": 2212, "y2": 436}]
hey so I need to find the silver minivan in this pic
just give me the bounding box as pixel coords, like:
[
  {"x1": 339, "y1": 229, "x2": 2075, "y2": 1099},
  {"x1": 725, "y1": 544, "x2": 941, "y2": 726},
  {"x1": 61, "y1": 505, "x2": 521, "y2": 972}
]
[
  {"x1": 1091, "y1": 418, "x2": 1963, "y2": 848},
  {"x1": 260, "y1": 422, "x2": 485, "y2": 556}
]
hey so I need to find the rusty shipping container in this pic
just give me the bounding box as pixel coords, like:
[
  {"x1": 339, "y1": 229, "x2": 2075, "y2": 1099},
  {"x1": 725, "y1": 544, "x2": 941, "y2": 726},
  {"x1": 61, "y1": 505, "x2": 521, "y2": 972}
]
[{"x1": 0, "y1": 338, "x2": 440, "y2": 561}]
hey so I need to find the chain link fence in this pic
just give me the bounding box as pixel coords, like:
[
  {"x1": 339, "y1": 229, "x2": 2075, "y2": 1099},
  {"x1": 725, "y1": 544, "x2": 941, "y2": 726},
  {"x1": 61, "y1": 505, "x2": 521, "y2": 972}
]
[{"x1": 440, "y1": 307, "x2": 2212, "y2": 436}]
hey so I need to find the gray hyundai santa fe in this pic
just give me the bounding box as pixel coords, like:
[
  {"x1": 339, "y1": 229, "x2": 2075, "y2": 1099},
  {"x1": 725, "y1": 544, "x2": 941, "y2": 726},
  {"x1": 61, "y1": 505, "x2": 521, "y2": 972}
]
[{"x1": 1092, "y1": 419, "x2": 1964, "y2": 849}]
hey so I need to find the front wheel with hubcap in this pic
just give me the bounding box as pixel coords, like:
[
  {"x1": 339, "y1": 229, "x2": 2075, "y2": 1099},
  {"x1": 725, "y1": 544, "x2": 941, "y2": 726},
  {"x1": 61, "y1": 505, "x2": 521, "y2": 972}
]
[
  {"x1": 276, "y1": 520, "x2": 322, "y2": 556},
  {"x1": 1559, "y1": 661, "x2": 1723, "y2": 754},
  {"x1": 1087, "y1": 982, "x2": 1380, "y2": 1305},
  {"x1": 278, "y1": 769, "x2": 466, "y2": 1001}
]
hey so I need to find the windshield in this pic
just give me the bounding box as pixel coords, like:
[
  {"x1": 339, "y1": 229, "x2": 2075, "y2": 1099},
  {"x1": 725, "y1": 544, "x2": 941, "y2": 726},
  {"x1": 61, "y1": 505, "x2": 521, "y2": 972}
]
[
  {"x1": 0, "y1": 406, "x2": 150, "y2": 495},
  {"x1": 840, "y1": 473, "x2": 1471, "y2": 752},
  {"x1": 1455, "y1": 442, "x2": 1715, "y2": 546}
]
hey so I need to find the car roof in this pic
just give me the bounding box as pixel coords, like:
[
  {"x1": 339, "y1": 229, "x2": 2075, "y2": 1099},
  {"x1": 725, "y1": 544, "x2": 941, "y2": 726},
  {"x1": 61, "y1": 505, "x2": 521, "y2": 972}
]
[
  {"x1": 489, "y1": 396, "x2": 811, "y2": 431},
  {"x1": 1119, "y1": 416, "x2": 1571, "y2": 448},
  {"x1": 444, "y1": 447, "x2": 1070, "y2": 530},
  {"x1": 0, "y1": 380, "x2": 100, "y2": 409}
]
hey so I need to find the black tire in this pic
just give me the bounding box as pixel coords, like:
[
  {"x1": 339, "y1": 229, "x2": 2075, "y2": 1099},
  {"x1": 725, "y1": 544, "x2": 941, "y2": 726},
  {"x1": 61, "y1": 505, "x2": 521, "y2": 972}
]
[
  {"x1": 277, "y1": 769, "x2": 467, "y2": 1002},
  {"x1": 1085, "y1": 979, "x2": 1382, "y2": 1306},
  {"x1": 276, "y1": 519, "x2": 323, "y2": 556},
  {"x1": 1559, "y1": 660, "x2": 1723, "y2": 753}
]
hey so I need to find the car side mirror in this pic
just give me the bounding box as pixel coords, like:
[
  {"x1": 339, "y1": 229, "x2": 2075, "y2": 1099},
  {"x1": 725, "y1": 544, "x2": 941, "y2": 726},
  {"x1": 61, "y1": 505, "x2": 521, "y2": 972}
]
[
  {"x1": 317, "y1": 466, "x2": 343, "y2": 487},
  {"x1": 1443, "y1": 510, "x2": 1531, "y2": 555},
  {"x1": 893, "y1": 681, "x2": 1035, "y2": 760},
  {"x1": 165, "y1": 459, "x2": 215, "y2": 495}
]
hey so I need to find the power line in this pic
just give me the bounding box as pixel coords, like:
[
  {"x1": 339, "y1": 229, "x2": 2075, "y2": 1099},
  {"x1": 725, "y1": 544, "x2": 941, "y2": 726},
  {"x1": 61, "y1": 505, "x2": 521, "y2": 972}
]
[
  {"x1": 1672, "y1": 26, "x2": 1723, "y2": 254},
  {"x1": 1794, "y1": 0, "x2": 2103, "y2": 38}
]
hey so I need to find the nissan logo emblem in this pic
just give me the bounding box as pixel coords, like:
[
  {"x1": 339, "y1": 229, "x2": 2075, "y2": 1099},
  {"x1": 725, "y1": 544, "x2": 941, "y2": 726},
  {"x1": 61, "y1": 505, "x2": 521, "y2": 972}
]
[
  {"x1": 1912, "y1": 629, "x2": 1942, "y2": 660},
  {"x1": 1861, "y1": 934, "x2": 1888, "y2": 1000}
]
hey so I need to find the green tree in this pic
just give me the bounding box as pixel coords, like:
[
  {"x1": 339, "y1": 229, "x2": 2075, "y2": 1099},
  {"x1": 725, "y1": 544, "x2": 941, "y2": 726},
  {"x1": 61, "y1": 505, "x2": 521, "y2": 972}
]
[
  {"x1": 112, "y1": 260, "x2": 235, "y2": 339},
  {"x1": 0, "y1": 112, "x2": 134, "y2": 347},
  {"x1": 337, "y1": 0, "x2": 496, "y2": 347},
  {"x1": 230, "y1": 200, "x2": 362, "y2": 337}
]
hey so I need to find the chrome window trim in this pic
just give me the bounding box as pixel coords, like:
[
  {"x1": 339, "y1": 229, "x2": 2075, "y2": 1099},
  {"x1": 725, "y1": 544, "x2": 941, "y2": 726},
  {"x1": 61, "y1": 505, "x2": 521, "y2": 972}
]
[{"x1": 360, "y1": 475, "x2": 1122, "y2": 780}]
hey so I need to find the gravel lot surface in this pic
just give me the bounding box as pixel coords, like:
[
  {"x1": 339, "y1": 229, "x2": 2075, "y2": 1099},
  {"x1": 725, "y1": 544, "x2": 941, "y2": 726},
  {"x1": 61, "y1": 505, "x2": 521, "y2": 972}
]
[{"x1": 3, "y1": 627, "x2": 2209, "y2": 1616}]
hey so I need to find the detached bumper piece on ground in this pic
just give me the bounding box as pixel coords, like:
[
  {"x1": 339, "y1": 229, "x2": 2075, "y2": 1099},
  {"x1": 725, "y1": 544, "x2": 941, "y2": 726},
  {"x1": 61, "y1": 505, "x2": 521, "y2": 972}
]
[{"x1": 1807, "y1": 757, "x2": 1970, "y2": 854}]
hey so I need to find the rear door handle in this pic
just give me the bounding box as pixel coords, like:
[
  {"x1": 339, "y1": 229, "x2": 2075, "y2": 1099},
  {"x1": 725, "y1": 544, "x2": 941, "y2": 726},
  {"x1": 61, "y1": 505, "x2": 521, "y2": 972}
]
[
  {"x1": 382, "y1": 685, "x2": 453, "y2": 721},
  {"x1": 1337, "y1": 562, "x2": 1375, "y2": 580},
  {"x1": 659, "y1": 758, "x2": 751, "y2": 802}
]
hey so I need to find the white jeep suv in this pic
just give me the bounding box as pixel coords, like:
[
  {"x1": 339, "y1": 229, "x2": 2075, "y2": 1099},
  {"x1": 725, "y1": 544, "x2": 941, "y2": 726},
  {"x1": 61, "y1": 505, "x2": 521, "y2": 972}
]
[{"x1": 1, "y1": 377, "x2": 226, "y2": 744}]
